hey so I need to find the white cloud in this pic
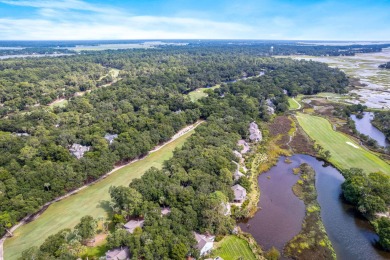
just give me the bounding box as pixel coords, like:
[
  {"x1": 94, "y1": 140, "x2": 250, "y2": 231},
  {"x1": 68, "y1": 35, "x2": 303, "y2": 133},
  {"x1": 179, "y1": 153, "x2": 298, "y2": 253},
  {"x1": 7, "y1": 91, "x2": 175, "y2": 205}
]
[
  {"x1": 0, "y1": 0, "x2": 255, "y2": 40},
  {"x1": 0, "y1": 0, "x2": 119, "y2": 14}
]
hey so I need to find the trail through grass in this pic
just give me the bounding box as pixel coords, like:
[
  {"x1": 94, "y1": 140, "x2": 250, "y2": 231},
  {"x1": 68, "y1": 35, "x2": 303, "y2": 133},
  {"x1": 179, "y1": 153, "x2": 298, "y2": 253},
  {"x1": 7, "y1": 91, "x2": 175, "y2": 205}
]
[
  {"x1": 212, "y1": 236, "x2": 256, "y2": 260},
  {"x1": 288, "y1": 97, "x2": 301, "y2": 110},
  {"x1": 296, "y1": 113, "x2": 390, "y2": 174},
  {"x1": 4, "y1": 129, "x2": 195, "y2": 260}
]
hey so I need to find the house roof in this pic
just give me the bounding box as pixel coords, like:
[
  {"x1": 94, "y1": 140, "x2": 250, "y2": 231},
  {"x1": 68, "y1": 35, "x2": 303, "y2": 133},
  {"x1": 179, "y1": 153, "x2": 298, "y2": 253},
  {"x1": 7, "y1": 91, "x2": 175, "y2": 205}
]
[
  {"x1": 104, "y1": 133, "x2": 118, "y2": 143},
  {"x1": 194, "y1": 232, "x2": 214, "y2": 250},
  {"x1": 106, "y1": 247, "x2": 130, "y2": 260},
  {"x1": 69, "y1": 143, "x2": 90, "y2": 159},
  {"x1": 237, "y1": 140, "x2": 250, "y2": 154},
  {"x1": 161, "y1": 207, "x2": 171, "y2": 216},
  {"x1": 123, "y1": 220, "x2": 144, "y2": 233},
  {"x1": 232, "y1": 184, "x2": 247, "y2": 201},
  {"x1": 249, "y1": 122, "x2": 262, "y2": 142}
]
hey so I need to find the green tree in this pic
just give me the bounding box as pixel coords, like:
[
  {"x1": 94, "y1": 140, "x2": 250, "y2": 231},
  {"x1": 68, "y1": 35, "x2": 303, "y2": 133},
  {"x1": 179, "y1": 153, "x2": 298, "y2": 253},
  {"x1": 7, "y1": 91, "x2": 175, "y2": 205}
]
[{"x1": 74, "y1": 215, "x2": 97, "y2": 242}]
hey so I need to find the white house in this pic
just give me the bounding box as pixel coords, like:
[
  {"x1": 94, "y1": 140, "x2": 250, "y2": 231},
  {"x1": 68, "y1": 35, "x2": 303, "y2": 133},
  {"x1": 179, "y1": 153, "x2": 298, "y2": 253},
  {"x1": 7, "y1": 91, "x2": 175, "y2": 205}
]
[{"x1": 194, "y1": 232, "x2": 215, "y2": 256}]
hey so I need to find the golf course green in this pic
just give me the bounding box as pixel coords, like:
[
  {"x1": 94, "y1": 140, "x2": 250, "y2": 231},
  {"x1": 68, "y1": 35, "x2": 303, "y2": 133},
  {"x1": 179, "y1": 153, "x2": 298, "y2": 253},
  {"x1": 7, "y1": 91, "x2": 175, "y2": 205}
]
[
  {"x1": 4, "y1": 128, "x2": 196, "y2": 260},
  {"x1": 188, "y1": 84, "x2": 221, "y2": 102},
  {"x1": 296, "y1": 113, "x2": 390, "y2": 174}
]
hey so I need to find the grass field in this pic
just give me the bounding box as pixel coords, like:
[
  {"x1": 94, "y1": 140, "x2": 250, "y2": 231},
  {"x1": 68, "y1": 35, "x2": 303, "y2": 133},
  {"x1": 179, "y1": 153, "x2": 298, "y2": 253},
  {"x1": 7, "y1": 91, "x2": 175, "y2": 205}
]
[
  {"x1": 212, "y1": 236, "x2": 256, "y2": 260},
  {"x1": 188, "y1": 84, "x2": 220, "y2": 102},
  {"x1": 288, "y1": 97, "x2": 301, "y2": 110},
  {"x1": 48, "y1": 99, "x2": 68, "y2": 108},
  {"x1": 296, "y1": 113, "x2": 390, "y2": 174},
  {"x1": 4, "y1": 129, "x2": 195, "y2": 260}
]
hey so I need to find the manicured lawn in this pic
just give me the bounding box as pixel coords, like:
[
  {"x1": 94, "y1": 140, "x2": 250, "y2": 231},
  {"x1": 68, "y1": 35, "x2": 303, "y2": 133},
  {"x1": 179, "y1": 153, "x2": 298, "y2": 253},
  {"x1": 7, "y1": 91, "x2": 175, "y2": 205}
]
[
  {"x1": 4, "y1": 130, "x2": 195, "y2": 260},
  {"x1": 296, "y1": 113, "x2": 390, "y2": 174},
  {"x1": 212, "y1": 236, "x2": 256, "y2": 260},
  {"x1": 288, "y1": 97, "x2": 301, "y2": 110},
  {"x1": 188, "y1": 84, "x2": 220, "y2": 102}
]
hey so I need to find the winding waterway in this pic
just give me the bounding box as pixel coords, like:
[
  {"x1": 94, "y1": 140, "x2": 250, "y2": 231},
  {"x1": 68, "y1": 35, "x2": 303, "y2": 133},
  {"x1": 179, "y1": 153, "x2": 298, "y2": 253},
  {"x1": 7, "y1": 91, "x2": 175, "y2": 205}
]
[
  {"x1": 350, "y1": 112, "x2": 389, "y2": 147},
  {"x1": 241, "y1": 154, "x2": 390, "y2": 259}
]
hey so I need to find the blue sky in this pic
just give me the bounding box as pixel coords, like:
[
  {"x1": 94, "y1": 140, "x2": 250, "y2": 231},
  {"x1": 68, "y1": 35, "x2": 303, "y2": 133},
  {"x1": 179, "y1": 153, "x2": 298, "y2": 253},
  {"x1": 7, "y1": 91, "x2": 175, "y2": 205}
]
[{"x1": 0, "y1": 0, "x2": 389, "y2": 40}]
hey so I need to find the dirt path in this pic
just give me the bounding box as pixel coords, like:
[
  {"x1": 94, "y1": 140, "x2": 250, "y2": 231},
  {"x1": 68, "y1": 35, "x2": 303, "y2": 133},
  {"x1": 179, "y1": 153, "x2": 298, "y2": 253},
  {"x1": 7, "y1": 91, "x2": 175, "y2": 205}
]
[
  {"x1": 0, "y1": 120, "x2": 203, "y2": 260},
  {"x1": 292, "y1": 98, "x2": 301, "y2": 110}
]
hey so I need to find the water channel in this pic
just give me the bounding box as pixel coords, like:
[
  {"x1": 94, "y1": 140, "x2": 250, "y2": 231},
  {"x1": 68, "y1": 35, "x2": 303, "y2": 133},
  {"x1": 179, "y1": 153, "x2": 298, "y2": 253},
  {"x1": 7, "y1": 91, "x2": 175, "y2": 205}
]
[
  {"x1": 240, "y1": 154, "x2": 390, "y2": 259},
  {"x1": 350, "y1": 112, "x2": 389, "y2": 147}
]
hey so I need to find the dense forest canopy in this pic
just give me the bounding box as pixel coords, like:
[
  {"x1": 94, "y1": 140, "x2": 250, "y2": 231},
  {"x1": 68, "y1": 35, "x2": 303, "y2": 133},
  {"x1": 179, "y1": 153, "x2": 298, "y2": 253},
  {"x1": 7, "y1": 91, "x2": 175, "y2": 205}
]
[
  {"x1": 379, "y1": 62, "x2": 390, "y2": 69},
  {"x1": 0, "y1": 45, "x2": 349, "y2": 254},
  {"x1": 373, "y1": 111, "x2": 390, "y2": 141}
]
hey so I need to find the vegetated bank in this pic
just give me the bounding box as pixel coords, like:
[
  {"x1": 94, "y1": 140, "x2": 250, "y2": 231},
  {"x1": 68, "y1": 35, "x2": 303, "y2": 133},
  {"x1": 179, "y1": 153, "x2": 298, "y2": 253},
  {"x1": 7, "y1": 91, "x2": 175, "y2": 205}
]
[
  {"x1": 293, "y1": 95, "x2": 390, "y2": 254},
  {"x1": 284, "y1": 163, "x2": 335, "y2": 260},
  {"x1": 372, "y1": 111, "x2": 390, "y2": 143}
]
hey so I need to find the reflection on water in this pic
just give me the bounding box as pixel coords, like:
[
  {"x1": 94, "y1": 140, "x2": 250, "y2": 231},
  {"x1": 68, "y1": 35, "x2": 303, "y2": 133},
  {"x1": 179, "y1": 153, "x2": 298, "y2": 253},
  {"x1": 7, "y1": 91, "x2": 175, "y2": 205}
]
[
  {"x1": 239, "y1": 156, "x2": 305, "y2": 253},
  {"x1": 241, "y1": 154, "x2": 390, "y2": 259},
  {"x1": 350, "y1": 112, "x2": 389, "y2": 147}
]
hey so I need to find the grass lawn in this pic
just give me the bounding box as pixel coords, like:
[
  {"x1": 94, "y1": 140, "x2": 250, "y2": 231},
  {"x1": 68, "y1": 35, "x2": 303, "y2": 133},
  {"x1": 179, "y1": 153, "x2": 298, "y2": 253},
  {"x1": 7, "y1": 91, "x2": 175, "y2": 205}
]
[
  {"x1": 4, "y1": 129, "x2": 195, "y2": 260},
  {"x1": 188, "y1": 84, "x2": 220, "y2": 102},
  {"x1": 49, "y1": 99, "x2": 68, "y2": 108},
  {"x1": 212, "y1": 236, "x2": 256, "y2": 260},
  {"x1": 296, "y1": 113, "x2": 390, "y2": 174},
  {"x1": 288, "y1": 97, "x2": 301, "y2": 110}
]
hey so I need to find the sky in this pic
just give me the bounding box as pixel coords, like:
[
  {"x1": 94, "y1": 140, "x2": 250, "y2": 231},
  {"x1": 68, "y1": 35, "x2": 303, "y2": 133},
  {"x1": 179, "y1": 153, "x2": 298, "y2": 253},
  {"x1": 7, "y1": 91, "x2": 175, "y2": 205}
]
[{"x1": 0, "y1": 0, "x2": 389, "y2": 41}]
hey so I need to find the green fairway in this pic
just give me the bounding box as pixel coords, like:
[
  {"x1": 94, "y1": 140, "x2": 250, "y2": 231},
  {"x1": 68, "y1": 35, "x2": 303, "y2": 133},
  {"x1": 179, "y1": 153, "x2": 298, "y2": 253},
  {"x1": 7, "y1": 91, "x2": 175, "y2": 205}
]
[
  {"x1": 212, "y1": 235, "x2": 256, "y2": 260},
  {"x1": 288, "y1": 97, "x2": 301, "y2": 110},
  {"x1": 296, "y1": 113, "x2": 390, "y2": 174},
  {"x1": 4, "y1": 129, "x2": 195, "y2": 260},
  {"x1": 188, "y1": 84, "x2": 220, "y2": 102}
]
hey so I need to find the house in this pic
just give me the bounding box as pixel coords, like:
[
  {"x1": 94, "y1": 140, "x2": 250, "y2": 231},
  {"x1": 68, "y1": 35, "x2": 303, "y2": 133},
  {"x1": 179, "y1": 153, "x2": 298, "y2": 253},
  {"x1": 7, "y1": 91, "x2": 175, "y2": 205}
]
[
  {"x1": 232, "y1": 184, "x2": 247, "y2": 203},
  {"x1": 248, "y1": 122, "x2": 262, "y2": 142},
  {"x1": 266, "y1": 99, "x2": 276, "y2": 115},
  {"x1": 69, "y1": 143, "x2": 90, "y2": 159},
  {"x1": 233, "y1": 150, "x2": 242, "y2": 160},
  {"x1": 194, "y1": 232, "x2": 215, "y2": 256},
  {"x1": 123, "y1": 219, "x2": 144, "y2": 233},
  {"x1": 232, "y1": 161, "x2": 244, "y2": 181},
  {"x1": 161, "y1": 207, "x2": 171, "y2": 216},
  {"x1": 14, "y1": 132, "x2": 30, "y2": 137},
  {"x1": 104, "y1": 133, "x2": 118, "y2": 145},
  {"x1": 221, "y1": 202, "x2": 231, "y2": 216},
  {"x1": 106, "y1": 247, "x2": 130, "y2": 260},
  {"x1": 237, "y1": 140, "x2": 250, "y2": 154}
]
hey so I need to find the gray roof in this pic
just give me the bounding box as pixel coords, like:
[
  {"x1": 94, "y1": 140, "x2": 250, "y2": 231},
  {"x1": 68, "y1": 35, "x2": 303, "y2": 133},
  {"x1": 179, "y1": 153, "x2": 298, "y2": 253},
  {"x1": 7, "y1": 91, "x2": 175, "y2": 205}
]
[
  {"x1": 249, "y1": 122, "x2": 262, "y2": 142},
  {"x1": 123, "y1": 220, "x2": 144, "y2": 233},
  {"x1": 232, "y1": 184, "x2": 247, "y2": 201},
  {"x1": 106, "y1": 247, "x2": 130, "y2": 260},
  {"x1": 237, "y1": 140, "x2": 250, "y2": 154},
  {"x1": 194, "y1": 232, "x2": 214, "y2": 250},
  {"x1": 14, "y1": 132, "x2": 30, "y2": 137},
  {"x1": 161, "y1": 207, "x2": 171, "y2": 216},
  {"x1": 104, "y1": 133, "x2": 118, "y2": 144},
  {"x1": 69, "y1": 143, "x2": 90, "y2": 159}
]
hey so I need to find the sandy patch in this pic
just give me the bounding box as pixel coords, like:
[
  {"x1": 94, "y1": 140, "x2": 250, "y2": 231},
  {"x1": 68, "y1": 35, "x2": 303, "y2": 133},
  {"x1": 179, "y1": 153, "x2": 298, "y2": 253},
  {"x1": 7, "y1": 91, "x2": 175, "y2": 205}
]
[{"x1": 346, "y1": 142, "x2": 360, "y2": 149}]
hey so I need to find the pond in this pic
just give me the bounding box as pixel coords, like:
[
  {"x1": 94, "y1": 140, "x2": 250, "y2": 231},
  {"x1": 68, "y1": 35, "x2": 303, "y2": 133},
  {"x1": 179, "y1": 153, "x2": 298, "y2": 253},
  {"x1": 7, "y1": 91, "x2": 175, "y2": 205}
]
[
  {"x1": 240, "y1": 154, "x2": 390, "y2": 259},
  {"x1": 350, "y1": 112, "x2": 389, "y2": 147}
]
